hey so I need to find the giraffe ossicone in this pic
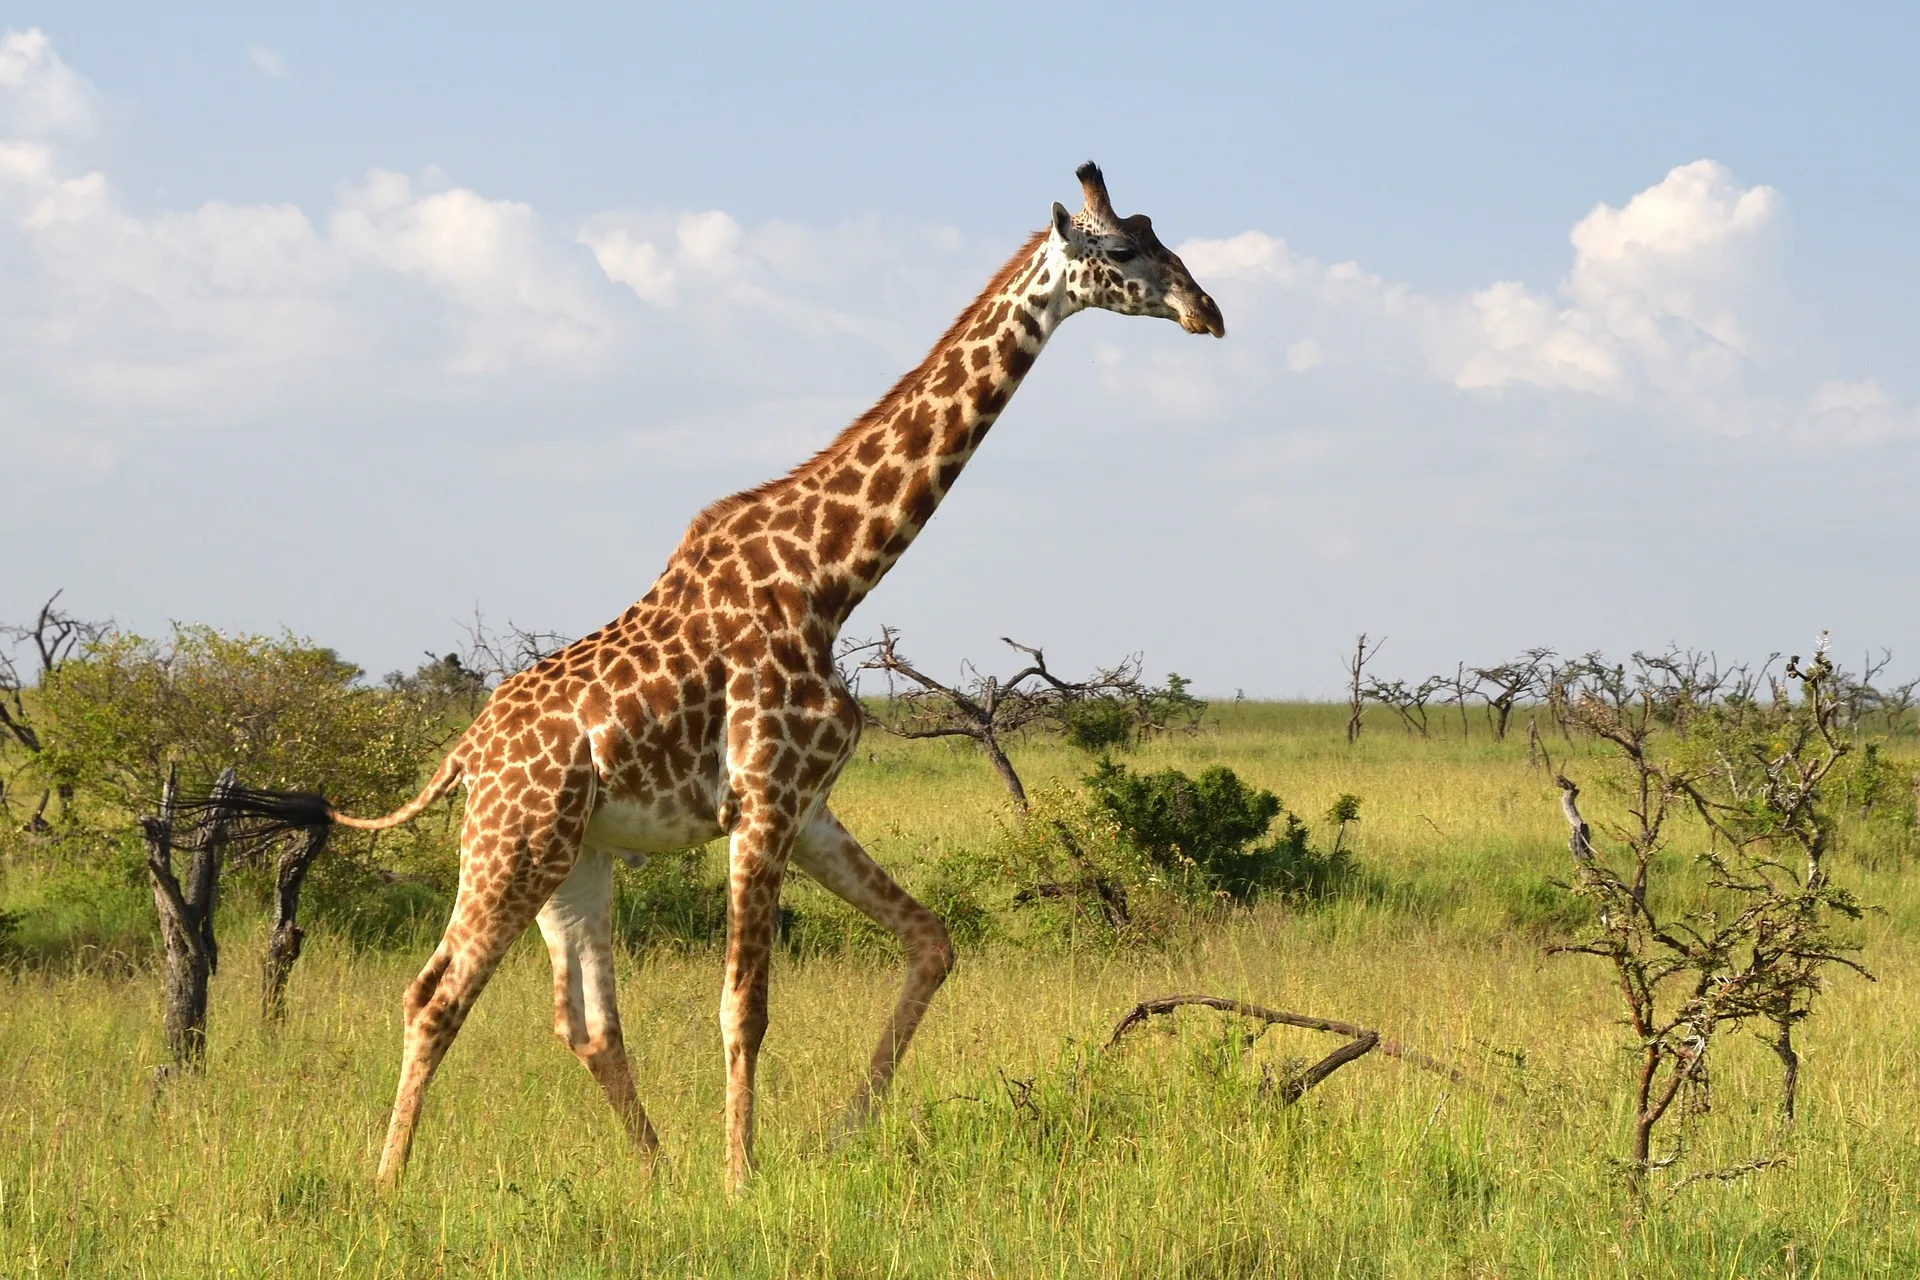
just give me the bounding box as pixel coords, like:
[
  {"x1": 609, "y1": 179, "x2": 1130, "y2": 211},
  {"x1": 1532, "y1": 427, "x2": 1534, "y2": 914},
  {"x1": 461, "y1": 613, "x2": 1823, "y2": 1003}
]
[{"x1": 219, "y1": 161, "x2": 1224, "y2": 1193}]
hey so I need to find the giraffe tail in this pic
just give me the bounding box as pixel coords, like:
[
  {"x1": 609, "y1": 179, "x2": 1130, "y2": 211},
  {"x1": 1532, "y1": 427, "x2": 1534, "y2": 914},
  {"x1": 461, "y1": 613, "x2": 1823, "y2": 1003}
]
[
  {"x1": 325, "y1": 750, "x2": 466, "y2": 830},
  {"x1": 177, "y1": 750, "x2": 466, "y2": 835}
]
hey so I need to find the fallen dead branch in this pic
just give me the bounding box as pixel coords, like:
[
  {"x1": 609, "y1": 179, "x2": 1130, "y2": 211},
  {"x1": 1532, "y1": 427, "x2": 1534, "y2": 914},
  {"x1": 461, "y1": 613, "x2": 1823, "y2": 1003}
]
[
  {"x1": 1663, "y1": 1155, "x2": 1792, "y2": 1199},
  {"x1": 1103, "y1": 993, "x2": 1481, "y2": 1103}
]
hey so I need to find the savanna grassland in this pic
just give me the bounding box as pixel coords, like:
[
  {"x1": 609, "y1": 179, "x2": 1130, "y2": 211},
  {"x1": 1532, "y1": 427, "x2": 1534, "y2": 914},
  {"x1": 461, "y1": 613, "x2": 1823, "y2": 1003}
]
[{"x1": 3, "y1": 703, "x2": 1917, "y2": 1277}]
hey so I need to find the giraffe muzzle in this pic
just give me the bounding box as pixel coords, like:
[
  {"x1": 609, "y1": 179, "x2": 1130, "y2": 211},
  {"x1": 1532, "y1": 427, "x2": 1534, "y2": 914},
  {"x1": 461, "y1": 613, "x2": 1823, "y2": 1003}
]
[{"x1": 1178, "y1": 290, "x2": 1226, "y2": 338}]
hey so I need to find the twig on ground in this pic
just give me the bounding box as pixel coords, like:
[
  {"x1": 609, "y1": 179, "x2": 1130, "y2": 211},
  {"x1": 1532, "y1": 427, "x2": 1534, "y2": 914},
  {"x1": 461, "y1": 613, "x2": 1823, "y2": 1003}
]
[
  {"x1": 1102, "y1": 993, "x2": 1486, "y2": 1101},
  {"x1": 1664, "y1": 1156, "x2": 1791, "y2": 1198}
]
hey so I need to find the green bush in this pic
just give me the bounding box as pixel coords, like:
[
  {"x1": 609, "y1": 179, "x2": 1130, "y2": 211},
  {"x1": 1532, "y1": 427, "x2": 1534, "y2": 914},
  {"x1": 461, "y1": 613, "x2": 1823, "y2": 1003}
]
[
  {"x1": 991, "y1": 763, "x2": 1360, "y2": 945},
  {"x1": 33, "y1": 626, "x2": 456, "y2": 913},
  {"x1": 35, "y1": 626, "x2": 447, "y2": 818},
  {"x1": 914, "y1": 848, "x2": 998, "y2": 948},
  {"x1": 612, "y1": 852, "x2": 728, "y2": 952},
  {"x1": 1083, "y1": 759, "x2": 1356, "y2": 904}
]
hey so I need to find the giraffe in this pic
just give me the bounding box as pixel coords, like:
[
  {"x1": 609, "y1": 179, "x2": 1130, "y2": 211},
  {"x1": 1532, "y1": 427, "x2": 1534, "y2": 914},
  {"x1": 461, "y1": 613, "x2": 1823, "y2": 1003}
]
[{"x1": 216, "y1": 162, "x2": 1224, "y2": 1192}]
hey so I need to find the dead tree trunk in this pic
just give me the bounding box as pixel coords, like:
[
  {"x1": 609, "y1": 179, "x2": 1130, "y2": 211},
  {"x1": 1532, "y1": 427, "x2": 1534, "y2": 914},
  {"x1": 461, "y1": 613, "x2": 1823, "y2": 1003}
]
[
  {"x1": 141, "y1": 765, "x2": 237, "y2": 1069},
  {"x1": 261, "y1": 823, "x2": 330, "y2": 1021},
  {"x1": 1345, "y1": 634, "x2": 1383, "y2": 745}
]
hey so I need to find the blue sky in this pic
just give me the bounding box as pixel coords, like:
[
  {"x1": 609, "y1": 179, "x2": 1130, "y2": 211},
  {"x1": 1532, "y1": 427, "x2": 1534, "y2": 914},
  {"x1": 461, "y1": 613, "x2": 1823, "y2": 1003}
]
[{"x1": 3, "y1": 4, "x2": 1916, "y2": 694}]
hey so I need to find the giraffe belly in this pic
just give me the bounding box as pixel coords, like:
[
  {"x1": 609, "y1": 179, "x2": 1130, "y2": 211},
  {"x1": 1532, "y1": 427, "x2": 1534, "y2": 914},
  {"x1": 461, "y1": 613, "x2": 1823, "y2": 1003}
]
[{"x1": 584, "y1": 797, "x2": 724, "y2": 863}]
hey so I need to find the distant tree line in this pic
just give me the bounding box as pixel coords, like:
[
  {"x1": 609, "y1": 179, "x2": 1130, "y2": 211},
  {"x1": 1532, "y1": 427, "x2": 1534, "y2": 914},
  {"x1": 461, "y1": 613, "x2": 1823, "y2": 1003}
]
[{"x1": 1347, "y1": 639, "x2": 1919, "y2": 742}]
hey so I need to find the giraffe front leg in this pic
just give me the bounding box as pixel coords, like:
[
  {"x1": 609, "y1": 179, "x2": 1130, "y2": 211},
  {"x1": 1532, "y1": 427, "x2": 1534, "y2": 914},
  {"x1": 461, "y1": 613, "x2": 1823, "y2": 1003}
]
[
  {"x1": 792, "y1": 808, "x2": 954, "y2": 1134},
  {"x1": 719, "y1": 807, "x2": 793, "y2": 1194}
]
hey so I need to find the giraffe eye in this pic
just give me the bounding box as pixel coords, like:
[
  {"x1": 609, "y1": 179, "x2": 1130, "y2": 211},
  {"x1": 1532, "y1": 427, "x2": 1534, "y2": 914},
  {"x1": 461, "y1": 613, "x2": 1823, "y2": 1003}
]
[{"x1": 1107, "y1": 249, "x2": 1136, "y2": 264}]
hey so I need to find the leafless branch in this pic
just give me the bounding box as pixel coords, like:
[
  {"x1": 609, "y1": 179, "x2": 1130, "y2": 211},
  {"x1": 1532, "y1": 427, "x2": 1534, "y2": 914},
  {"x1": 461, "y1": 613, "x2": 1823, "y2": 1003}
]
[
  {"x1": 845, "y1": 626, "x2": 1201, "y2": 810},
  {"x1": 1102, "y1": 993, "x2": 1478, "y2": 1096}
]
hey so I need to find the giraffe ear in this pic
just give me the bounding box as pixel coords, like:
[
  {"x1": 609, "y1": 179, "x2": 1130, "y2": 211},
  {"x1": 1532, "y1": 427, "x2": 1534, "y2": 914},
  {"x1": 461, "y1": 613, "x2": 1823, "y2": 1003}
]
[{"x1": 1050, "y1": 201, "x2": 1086, "y2": 259}]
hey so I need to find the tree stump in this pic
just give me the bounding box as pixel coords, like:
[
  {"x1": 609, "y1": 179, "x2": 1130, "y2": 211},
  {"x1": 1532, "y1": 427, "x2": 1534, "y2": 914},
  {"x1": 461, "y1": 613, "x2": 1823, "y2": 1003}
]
[
  {"x1": 141, "y1": 765, "x2": 238, "y2": 1069},
  {"x1": 261, "y1": 823, "x2": 329, "y2": 1021}
]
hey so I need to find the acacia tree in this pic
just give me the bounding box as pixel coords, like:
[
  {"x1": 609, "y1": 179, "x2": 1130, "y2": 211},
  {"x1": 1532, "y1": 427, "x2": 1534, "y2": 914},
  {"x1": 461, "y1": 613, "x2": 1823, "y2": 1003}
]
[
  {"x1": 37, "y1": 626, "x2": 443, "y2": 819},
  {"x1": 1361, "y1": 674, "x2": 1446, "y2": 737},
  {"x1": 845, "y1": 627, "x2": 1202, "y2": 810},
  {"x1": 1672, "y1": 641, "x2": 1875, "y2": 1119},
  {"x1": 1472, "y1": 647, "x2": 1555, "y2": 741},
  {"x1": 1546, "y1": 648, "x2": 1868, "y2": 1204},
  {"x1": 36, "y1": 625, "x2": 454, "y2": 1003}
]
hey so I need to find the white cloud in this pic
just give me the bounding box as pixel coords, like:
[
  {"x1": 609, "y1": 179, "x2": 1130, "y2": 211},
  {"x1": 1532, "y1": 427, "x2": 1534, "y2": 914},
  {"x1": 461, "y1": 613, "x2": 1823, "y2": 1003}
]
[
  {"x1": 0, "y1": 28, "x2": 95, "y2": 135},
  {"x1": 1, "y1": 28, "x2": 1915, "y2": 703},
  {"x1": 1448, "y1": 279, "x2": 1617, "y2": 393},
  {"x1": 0, "y1": 29, "x2": 1908, "y2": 489},
  {"x1": 1284, "y1": 338, "x2": 1323, "y2": 373},
  {"x1": 1567, "y1": 160, "x2": 1780, "y2": 357},
  {"x1": 1452, "y1": 160, "x2": 1785, "y2": 397},
  {"x1": 1169, "y1": 160, "x2": 1882, "y2": 444},
  {"x1": 577, "y1": 208, "x2": 965, "y2": 355},
  {"x1": 1802, "y1": 377, "x2": 1920, "y2": 445},
  {"x1": 331, "y1": 169, "x2": 611, "y2": 370},
  {"x1": 582, "y1": 225, "x2": 676, "y2": 304},
  {"x1": 247, "y1": 46, "x2": 287, "y2": 79}
]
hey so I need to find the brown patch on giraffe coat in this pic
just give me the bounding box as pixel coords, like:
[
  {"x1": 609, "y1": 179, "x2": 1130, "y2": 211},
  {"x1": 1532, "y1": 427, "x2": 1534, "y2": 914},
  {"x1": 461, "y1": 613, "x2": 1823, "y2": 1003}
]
[
  {"x1": 900, "y1": 475, "x2": 936, "y2": 527},
  {"x1": 818, "y1": 503, "x2": 859, "y2": 563},
  {"x1": 929, "y1": 347, "x2": 968, "y2": 397},
  {"x1": 768, "y1": 633, "x2": 807, "y2": 674},
  {"x1": 774, "y1": 538, "x2": 814, "y2": 577},
  {"x1": 895, "y1": 401, "x2": 936, "y2": 457},
  {"x1": 708, "y1": 562, "x2": 748, "y2": 611},
  {"x1": 865, "y1": 464, "x2": 903, "y2": 506}
]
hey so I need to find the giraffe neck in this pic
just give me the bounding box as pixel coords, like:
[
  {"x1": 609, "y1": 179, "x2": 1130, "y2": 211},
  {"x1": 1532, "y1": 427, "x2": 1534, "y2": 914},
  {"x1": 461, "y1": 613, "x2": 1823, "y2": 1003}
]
[{"x1": 772, "y1": 230, "x2": 1075, "y2": 628}]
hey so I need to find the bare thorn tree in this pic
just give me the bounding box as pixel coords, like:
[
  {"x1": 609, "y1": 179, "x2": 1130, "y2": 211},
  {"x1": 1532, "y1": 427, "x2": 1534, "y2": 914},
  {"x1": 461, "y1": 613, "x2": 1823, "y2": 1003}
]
[
  {"x1": 1669, "y1": 638, "x2": 1874, "y2": 1121},
  {"x1": 1471, "y1": 647, "x2": 1555, "y2": 741},
  {"x1": 1361, "y1": 674, "x2": 1445, "y2": 737},
  {"x1": 1344, "y1": 634, "x2": 1385, "y2": 745},
  {"x1": 845, "y1": 628, "x2": 1196, "y2": 811},
  {"x1": 0, "y1": 590, "x2": 108, "y2": 826},
  {"x1": 1445, "y1": 662, "x2": 1475, "y2": 740},
  {"x1": 456, "y1": 607, "x2": 573, "y2": 686},
  {"x1": 1877, "y1": 674, "x2": 1919, "y2": 735},
  {"x1": 1546, "y1": 647, "x2": 1869, "y2": 1205}
]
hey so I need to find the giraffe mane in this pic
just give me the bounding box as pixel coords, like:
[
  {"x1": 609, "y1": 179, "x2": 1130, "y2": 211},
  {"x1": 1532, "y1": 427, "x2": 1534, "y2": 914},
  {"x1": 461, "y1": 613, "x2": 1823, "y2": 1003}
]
[{"x1": 677, "y1": 228, "x2": 1051, "y2": 548}]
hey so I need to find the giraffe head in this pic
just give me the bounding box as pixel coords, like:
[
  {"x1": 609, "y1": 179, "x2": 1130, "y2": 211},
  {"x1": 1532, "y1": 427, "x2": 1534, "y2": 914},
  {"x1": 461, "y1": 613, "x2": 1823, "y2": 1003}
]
[{"x1": 1049, "y1": 161, "x2": 1225, "y2": 338}]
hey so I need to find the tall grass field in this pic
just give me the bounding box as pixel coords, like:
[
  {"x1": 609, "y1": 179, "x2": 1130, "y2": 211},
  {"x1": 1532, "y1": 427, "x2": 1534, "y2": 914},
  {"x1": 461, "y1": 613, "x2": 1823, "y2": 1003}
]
[{"x1": 3, "y1": 704, "x2": 1916, "y2": 1277}]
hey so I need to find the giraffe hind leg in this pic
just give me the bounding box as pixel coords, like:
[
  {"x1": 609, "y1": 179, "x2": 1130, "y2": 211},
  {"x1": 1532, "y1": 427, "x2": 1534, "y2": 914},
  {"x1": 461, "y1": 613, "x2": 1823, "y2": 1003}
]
[
  {"x1": 790, "y1": 808, "x2": 954, "y2": 1133},
  {"x1": 376, "y1": 766, "x2": 595, "y2": 1189},
  {"x1": 377, "y1": 883, "x2": 535, "y2": 1187},
  {"x1": 537, "y1": 845, "x2": 661, "y2": 1162}
]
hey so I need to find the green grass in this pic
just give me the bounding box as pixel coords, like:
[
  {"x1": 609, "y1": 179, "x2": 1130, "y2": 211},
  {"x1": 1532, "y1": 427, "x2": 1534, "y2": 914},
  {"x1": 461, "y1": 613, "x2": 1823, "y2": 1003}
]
[{"x1": 3, "y1": 704, "x2": 1917, "y2": 1277}]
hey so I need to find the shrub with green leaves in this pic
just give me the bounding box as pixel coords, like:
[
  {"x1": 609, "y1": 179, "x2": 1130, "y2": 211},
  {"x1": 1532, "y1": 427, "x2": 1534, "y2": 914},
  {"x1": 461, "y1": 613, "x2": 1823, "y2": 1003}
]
[
  {"x1": 1083, "y1": 759, "x2": 1357, "y2": 904},
  {"x1": 25, "y1": 625, "x2": 457, "y2": 931},
  {"x1": 993, "y1": 760, "x2": 1359, "y2": 943}
]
